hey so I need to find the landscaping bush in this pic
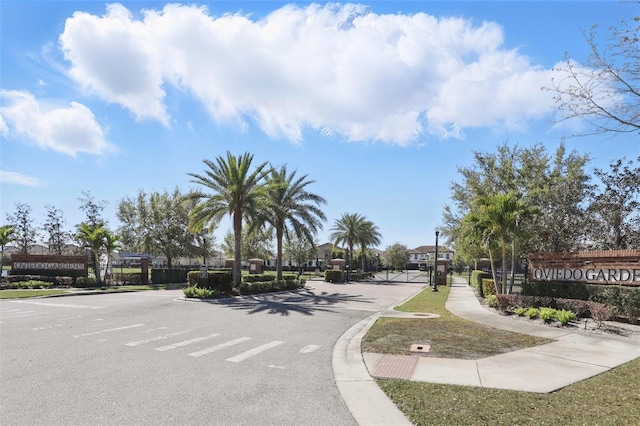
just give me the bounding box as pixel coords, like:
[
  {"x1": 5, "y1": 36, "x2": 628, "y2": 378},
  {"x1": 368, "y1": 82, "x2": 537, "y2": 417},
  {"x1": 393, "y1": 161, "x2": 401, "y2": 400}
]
[
  {"x1": 10, "y1": 280, "x2": 53, "y2": 289},
  {"x1": 109, "y1": 273, "x2": 142, "y2": 285},
  {"x1": 484, "y1": 294, "x2": 498, "y2": 308},
  {"x1": 525, "y1": 307, "x2": 539, "y2": 319},
  {"x1": 186, "y1": 270, "x2": 234, "y2": 293},
  {"x1": 75, "y1": 276, "x2": 97, "y2": 287},
  {"x1": 183, "y1": 286, "x2": 219, "y2": 299},
  {"x1": 539, "y1": 307, "x2": 556, "y2": 323},
  {"x1": 238, "y1": 279, "x2": 304, "y2": 295},
  {"x1": 5, "y1": 274, "x2": 73, "y2": 287},
  {"x1": 470, "y1": 270, "x2": 491, "y2": 298},
  {"x1": 482, "y1": 278, "x2": 497, "y2": 296},
  {"x1": 151, "y1": 268, "x2": 188, "y2": 284},
  {"x1": 556, "y1": 309, "x2": 577, "y2": 326},
  {"x1": 324, "y1": 270, "x2": 343, "y2": 282}
]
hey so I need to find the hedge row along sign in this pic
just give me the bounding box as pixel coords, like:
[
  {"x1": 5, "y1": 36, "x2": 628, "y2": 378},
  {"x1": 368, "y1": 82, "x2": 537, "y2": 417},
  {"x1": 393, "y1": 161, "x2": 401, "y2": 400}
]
[{"x1": 529, "y1": 250, "x2": 640, "y2": 286}]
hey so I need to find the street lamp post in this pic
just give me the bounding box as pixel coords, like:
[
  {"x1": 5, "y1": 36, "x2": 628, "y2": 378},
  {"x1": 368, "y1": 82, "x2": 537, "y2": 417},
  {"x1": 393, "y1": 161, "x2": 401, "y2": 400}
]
[{"x1": 432, "y1": 230, "x2": 439, "y2": 292}]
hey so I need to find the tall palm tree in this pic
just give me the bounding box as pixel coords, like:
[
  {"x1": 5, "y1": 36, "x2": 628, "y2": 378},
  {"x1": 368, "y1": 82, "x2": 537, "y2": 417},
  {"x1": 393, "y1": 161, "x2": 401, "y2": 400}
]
[
  {"x1": 0, "y1": 225, "x2": 16, "y2": 266},
  {"x1": 357, "y1": 220, "x2": 381, "y2": 272},
  {"x1": 263, "y1": 165, "x2": 327, "y2": 280},
  {"x1": 330, "y1": 213, "x2": 367, "y2": 282},
  {"x1": 188, "y1": 151, "x2": 268, "y2": 289},
  {"x1": 103, "y1": 230, "x2": 121, "y2": 281},
  {"x1": 472, "y1": 192, "x2": 531, "y2": 293},
  {"x1": 76, "y1": 222, "x2": 107, "y2": 284}
]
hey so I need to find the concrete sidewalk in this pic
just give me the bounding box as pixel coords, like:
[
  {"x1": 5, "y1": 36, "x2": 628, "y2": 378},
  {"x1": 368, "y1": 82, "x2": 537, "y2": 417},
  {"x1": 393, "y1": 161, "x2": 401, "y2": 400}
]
[{"x1": 334, "y1": 277, "x2": 640, "y2": 425}]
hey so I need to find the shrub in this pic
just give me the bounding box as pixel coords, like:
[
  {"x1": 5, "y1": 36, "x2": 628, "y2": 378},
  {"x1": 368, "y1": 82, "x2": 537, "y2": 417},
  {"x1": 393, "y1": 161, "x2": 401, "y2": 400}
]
[
  {"x1": 514, "y1": 307, "x2": 528, "y2": 317},
  {"x1": 238, "y1": 279, "x2": 304, "y2": 295},
  {"x1": 324, "y1": 270, "x2": 343, "y2": 283},
  {"x1": 75, "y1": 276, "x2": 97, "y2": 287},
  {"x1": 109, "y1": 273, "x2": 142, "y2": 285},
  {"x1": 243, "y1": 274, "x2": 276, "y2": 283},
  {"x1": 495, "y1": 294, "x2": 513, "y2": 312},
  {"x1": 151, "y1": 268, "x2": 188, "y2": 284},
  {"x1": 187, "y1": 270, "x2": 234, "y2": 293},
  {"x1": 589, "y1": 302, "x2": 612, "y2": 326},
  {"x1": 484, "y1": 294, "x2": 498, "y2": 308},
  {"x1": 470, "y1": 270, "x2": 491, "y2": 297},
  {"x1": 556, "y1": 309, "x2": 577, "y2": 326},
  {"x1": 10, "y1": 280, "x2": 53, "y2": 289},
  {"x1": 482, "y1": 278, "x2": 497, "y2": 296},
  {"x1": 183, "y1": 286, "x2": 220, "y2": 299},
  {"x1": 525, "y1": 308, "x2": 539, "y2": 319},
  {"x1": 539, "y1": 307, "x2": 556, "y2": 323}
]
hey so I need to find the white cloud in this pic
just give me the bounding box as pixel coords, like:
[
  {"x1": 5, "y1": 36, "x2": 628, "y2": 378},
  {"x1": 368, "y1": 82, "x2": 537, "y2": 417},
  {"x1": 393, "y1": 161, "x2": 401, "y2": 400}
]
[
  {"x1": 58, "y1": 2, "x2": 560, "y2": 145},
  {"x1": 0, "y1": 89, "x2": 115, "y2": 156},
  {"x1": 0, "y1": 170, "x2": 43, "y2": 187}
]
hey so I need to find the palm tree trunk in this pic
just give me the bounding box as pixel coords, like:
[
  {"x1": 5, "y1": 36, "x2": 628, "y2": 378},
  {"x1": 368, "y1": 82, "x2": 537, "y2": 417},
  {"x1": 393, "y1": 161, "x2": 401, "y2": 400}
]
[
  {"x1": 509, "y1": 240, "x2": 516, "y2": 294},
  {"x1": 233, "y1": 212, "x2": 243, "y2": 289},
  {"x1": 276, "y1": 220, "x2": 284, "y2": 281},
  {"x1": 501, "y1": 238, "x2": 508, "y2": 294},
  {"x1": 488, "y1": 248, "x2": 499, "y2": 295},
  {"x1": 93, "y1": 251, "x2": 102, "y2": 284}
]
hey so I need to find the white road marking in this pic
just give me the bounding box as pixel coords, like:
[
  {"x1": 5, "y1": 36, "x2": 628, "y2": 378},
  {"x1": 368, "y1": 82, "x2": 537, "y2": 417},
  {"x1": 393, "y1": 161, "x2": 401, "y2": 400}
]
[
  {"x1": 188, "y1": 337, "x2": 251, "y2": 358},
  {"x1": 226, "y1": 341, "x2": 285, "y2": 363},
  {"x1": 74, "y1": 324, "x2": 145, "y2": 337},
  {"x1": 299, "y1": 345, "x2": 321, "y2": 353},
  {"x1": 8, "y1": 300, "x2": 103, "y2": 309},
  {"x1": 126, "y1": 330, "x2": 191, "y2": 347},
  {"x1": 268, "y1": 365, "x2": 286, "y2": 369},
  {"x1": 155, "y1": 333, "x2": 220, "y2": 352}
]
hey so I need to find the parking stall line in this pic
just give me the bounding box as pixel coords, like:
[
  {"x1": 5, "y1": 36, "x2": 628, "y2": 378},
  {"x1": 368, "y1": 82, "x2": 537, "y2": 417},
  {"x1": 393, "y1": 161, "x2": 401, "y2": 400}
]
[
  {"x1": 125, "y1": 330, "x2": 191, "y2": 347},
  {"x1": 188, "y1": 337, "x2": 251, "y2": 358},
  {"x1": 154, "y1": 333, "x2": 221, "y2": 352},
  {"x1": 225, "y1": 340, "x2": 285, "y2": 363}
]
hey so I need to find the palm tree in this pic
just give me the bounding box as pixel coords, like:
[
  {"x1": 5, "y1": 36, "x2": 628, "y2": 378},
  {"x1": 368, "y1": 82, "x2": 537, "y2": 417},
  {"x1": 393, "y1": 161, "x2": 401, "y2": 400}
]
[
  {"x1": 76, "y1": 222, "x2": 107, "y2": 284},
  {"x1": 357, "y1": 220, "x2": 381, "y2": 272},
  {"x1": 263, "y1": 165, "x2": 326, "y2": 280},
  {"x1": 330, "y1": 213, "x2": 367, "y2": 282},
  {"x1": 103, "y1": 230, "x2": 121, "y2": 282},
  {"x1": 0, "y1": 225, "x2": 16, "y2": 266},
  {"x1": 188, "y1": 151, "x2": 268, "y2": 289},
  {"x1": 471, "y1": 192, "x2": 531, "y2": 293}
]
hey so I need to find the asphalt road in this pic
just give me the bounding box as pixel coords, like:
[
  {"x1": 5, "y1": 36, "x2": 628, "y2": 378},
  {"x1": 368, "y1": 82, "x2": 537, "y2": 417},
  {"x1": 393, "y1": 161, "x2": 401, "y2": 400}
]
[{"x1": 0, "y1": 280, "x2": 426, "y2": 426}]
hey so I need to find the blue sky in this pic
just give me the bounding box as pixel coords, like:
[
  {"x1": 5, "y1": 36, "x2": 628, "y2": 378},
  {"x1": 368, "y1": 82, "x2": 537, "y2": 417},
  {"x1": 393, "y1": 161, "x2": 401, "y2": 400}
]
[{"x1": 1, "y1": 0, "x2": 638, "y2": 251}]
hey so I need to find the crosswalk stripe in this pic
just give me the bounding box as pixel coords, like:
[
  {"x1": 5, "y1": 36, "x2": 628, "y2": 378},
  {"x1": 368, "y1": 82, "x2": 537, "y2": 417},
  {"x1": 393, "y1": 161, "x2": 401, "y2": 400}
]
[
  {"x1": 155, "y1": 333, "x2": 220, "y2": 352},
  {"x1": 74, "y1": 324, "x2": 145, "y2": 337},
  {"x1": 188, "y1": 337, "x2": 251, "y2": 358},
  {"x1": 226, "y1": 340, "x2": 285, "y2": 363},
  {"x1": 126, "y1": 330, "x2": 191, "y2": 347}
]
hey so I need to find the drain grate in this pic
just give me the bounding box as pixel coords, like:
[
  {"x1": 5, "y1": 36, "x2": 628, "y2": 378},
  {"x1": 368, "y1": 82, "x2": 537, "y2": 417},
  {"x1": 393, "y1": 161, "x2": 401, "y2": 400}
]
[{"x1": 410, "y1": 343, "x2": 431, "y2": 353}]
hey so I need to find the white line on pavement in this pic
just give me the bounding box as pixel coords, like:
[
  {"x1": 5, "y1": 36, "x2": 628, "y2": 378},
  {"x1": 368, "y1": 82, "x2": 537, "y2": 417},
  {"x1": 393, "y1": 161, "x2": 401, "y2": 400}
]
[
  {"x1": 155, "y1": 333, "x2": 220, "y2": 352},
  {"x1": 8, "y1": 300, "x2": 104, "y2": 309},
  {"x1": 188, "y1": 337, "x2": 251, "y2": 358},
  {"x1": 74, "y1": 323, "x2": 145, "y2": 337},
  {"x1": 226, "y1": 340, "x2": 285, "y2": 363},
  {"x1": 125, "y1": 330, "x2": 191, "y2": 347},
  {"x1": 299, "y1": 345, "x2": 321, "y2": 353}
]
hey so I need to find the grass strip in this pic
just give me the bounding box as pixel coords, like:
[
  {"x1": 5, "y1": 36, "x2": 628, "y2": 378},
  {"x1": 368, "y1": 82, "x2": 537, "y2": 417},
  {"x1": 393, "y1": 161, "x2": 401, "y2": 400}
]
[
  {"x1": 378, "y1": 357, "x2": 640, "y2": 425},
  {"x1": 0, "y1": 289, "x2": 69, "y2": 299}
]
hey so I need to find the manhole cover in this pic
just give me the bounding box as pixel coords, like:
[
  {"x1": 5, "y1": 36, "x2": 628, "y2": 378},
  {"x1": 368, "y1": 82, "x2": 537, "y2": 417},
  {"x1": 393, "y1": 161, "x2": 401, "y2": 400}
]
[{"x1": 410, "y1": 343, "x2": 431, "y2": 353}]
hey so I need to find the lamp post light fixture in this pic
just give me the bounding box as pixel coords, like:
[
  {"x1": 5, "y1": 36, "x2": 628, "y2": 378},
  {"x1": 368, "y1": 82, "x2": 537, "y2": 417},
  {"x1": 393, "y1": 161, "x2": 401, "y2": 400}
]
[{"x1": 432, "y1": 230, "x2": 439, "y2": 292}]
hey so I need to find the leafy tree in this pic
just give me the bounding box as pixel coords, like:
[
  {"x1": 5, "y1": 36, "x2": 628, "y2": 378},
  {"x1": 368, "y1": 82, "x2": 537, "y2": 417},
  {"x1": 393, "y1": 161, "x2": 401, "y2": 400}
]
[
  {"x1": 78, "y1": 191, "x2": 107, "y2": 228},
  {"x1": 117, "y1": 188, "x2": 200, "y2": 268},
  {"x1": 283, "y1": 234, "x2": 317, "y2": 274},
  {"x1": 588, "y1": 156, "x2": 640, "y2": 249},
  {"x1": 43, "y1": 205, "x2": 71, "y2": 255},
  {"x1": 547, "y1": 4, "x2": 640, "y2": 136},
  {"x1": 381, "y1": 243, "x2": 409, "y2": 271},
  {"x1": 76, "y1": 222, "x2": 107, "y2": 284},
  {"x1": 262, "y1": 165, "x2": 326, "y2": 280},
  {"x1": 6, "y1": 203, "x2": 39, "y2": 254},
  {"x1": 189, "y1": 152, "x2": 268, "y2": 288},
  {"x1": 443, "y1": 142, "x2": 593, "y2": 264},
  {"x1": 0, "y1": 225, "x2": 16, "y2": 264},
  {"x1": 222, "y1": 227, "x2": 273, "y2": 261}
]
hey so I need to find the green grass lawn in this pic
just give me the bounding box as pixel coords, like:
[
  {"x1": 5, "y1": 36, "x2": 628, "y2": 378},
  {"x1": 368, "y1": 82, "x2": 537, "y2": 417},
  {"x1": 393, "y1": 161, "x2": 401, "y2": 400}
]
[
  {"x1": 0, "y1": 289, "x2": 70, "y2": 299},
  {"x1": 366, "y1": 284, "x2": 640, "y2": 424}
]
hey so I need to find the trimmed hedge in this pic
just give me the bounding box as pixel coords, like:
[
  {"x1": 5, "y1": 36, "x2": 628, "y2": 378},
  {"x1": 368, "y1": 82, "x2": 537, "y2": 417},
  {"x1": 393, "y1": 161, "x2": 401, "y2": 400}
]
[
  {"x1": 238, "y1": 279, "x2": 304, "y2": 295},
  {"x1": 324, "y1": 270, "x2": 343, "y2": 282},
  {"x1": 522, "y1": 281, "x2": 640, "y2": 324},
  {"x1": 108, "y1": 273, "x2": 143, "y2": 285},
  {"x1": 482, "y1": 278, "x2": 497, "y2": 296},
  {"x1": 151, "y1": 268, "x2": 188, "y2": 284},
  {"x1": 470, "y1": 270, "x2": 491, "y2": 297},
  {"x1": 2, "y1": 274, "x2": 74, "y2": 287},
  {"x1": 186, "y1": 270, "x2": 233, "y2": 293},
  {"x1": 496, "y1": 293, "x2": 610, "y2": 319}
]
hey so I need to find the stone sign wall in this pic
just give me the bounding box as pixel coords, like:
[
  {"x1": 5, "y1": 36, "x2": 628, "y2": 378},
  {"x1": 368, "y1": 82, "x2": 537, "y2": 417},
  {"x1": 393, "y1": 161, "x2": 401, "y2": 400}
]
[
  {"x1": 11, "y1": 254, "x2": 88, "y2": 278},
  {"x1": 529, "y1": 250, "x2": 640, "y2": 286}
]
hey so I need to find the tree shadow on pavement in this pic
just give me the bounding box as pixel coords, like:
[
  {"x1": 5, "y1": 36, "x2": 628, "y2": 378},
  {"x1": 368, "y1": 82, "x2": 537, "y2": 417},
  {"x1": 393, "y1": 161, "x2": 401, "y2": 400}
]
[{"x1": 208, "y1": 290, "x2": 374, "y2": 316}]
